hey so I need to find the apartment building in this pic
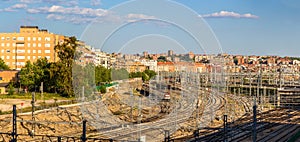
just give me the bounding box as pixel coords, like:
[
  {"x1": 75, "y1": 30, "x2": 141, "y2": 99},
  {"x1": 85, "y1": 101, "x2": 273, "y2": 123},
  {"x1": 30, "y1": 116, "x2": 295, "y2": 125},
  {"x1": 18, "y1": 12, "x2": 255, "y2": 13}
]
[{"x1": 0, "y1": 26, "x2": 64, "y2": 70}]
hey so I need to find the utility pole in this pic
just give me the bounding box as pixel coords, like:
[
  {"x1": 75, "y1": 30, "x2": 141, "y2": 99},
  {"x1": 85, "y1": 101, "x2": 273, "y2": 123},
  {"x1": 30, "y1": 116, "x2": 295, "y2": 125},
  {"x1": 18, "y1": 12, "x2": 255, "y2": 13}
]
[
  {"x1": 12, "y1": 105, "x2": 17, "y2": 142},
  {"x1": 81, "y1": 120, "x2": 87, "y2": 142},
  {"x1": 249, "y1": 72, "x2": 252, "y2": 97},
  {"x1": 223, "y1": 115, "x2": 228, "y2": 142},
  {"x1": 40, "y1": 82, "x2": 44, "y2": 105},
  {"x1": 252, "y1": 97, "x2": 257, "y2": 142},
  {"x1": 257, "y1": 64, "x2": 262, "y2": 110},
  {"x1": 31, "y1": 92, "x2": 35, "y2": 137}
]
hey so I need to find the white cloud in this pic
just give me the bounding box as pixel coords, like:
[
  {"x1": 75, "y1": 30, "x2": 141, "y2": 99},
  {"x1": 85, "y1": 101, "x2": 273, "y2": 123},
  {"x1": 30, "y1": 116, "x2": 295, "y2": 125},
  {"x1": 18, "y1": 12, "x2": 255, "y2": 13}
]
[
  {"x1": 90, "y1": 0, "x2": 101, "y2": 6},
  {"x1": 11, "y1": 3, "x2": 27, "y2": 9},
  {"x1": 126, "y1": 13, "x2": 155, "y2": 19},
  {"x1": 20, "y1": 0, "x2": 39, "y2": 3},
  {"x1": 126, "y1": 14, "x2": 156, "y2": 23},
  {"x1": 27, "y1": 5, "x2": 156, "y2": 24},
  {"x1": 0, "y1": 3, "x2": 27, "y2": 12},
  {"x1": 46, "y1": 14, "x2": 96, "y2": 24},
  {"x1": 46, "y1": 14, "x2": 64, "y2": 20},
  {"x1": 27, "y1": 5, "x2": 108, "y2": 17},
  {"x1": 20, "y1": 0, "x2": 78, "y2": 6},
  {"x1": 201, "y1": 11, "x2": 259, "y2": 19}
]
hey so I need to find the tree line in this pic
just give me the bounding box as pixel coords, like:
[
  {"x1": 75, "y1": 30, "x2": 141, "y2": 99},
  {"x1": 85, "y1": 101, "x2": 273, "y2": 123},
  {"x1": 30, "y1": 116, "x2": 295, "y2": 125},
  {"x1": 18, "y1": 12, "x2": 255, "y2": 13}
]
[{"x1": 14, "y1": 36, "x2": 157, "y2": 97}]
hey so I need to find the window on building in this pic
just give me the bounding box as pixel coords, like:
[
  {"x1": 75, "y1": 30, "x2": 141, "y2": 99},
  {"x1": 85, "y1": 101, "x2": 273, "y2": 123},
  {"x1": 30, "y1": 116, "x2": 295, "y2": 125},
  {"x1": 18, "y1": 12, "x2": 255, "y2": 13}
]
[
  {"x1": 38, "y1": 50, "x2": 41, "y2": 53},
  {"x1": 33, "y1": 56, "x2": 36, "y2": 60},
  {"x1": 33, "y1": 43, "x2": 36, "y2": 47},
  {"x1": 45, "y1": 50, "x2": 51, "y2": 53},
  {"x1": 27, "y1": 37, "x2": 31, "y2": 41},
  {"x1": 17, "y1": 44, "x2": 24, "y2": 47},
  {"x1": 17, "y1": 50, "x2": 25, "y2": 53},
  {"x1": 45, "y1": 37, "x2": 51, "y2": 41},
  {"x1": 28, "y1": 43, "x2": 31, "y2": 47},
  {"x1": 1, "y1": 43, "x2": 4, "y2": 47},
  {"x1": 1, "y1": 37, "x2": 4, "y2": 40},
  {"x1": 27, "y1": 56, "x2": 30, "y2": 60},
  {"x1": 33, "y1": 50, "x2": 36, "y2": 53},
  {"x1": 12, "y1": 37, "x2": 16, "y2": 40},
  {"x1": 33, "y1": 37, "x2": 36, "y2": 41},
  {"x1": 17, "y1": 56, "x2": 25, "y2": 59},
  {"x1": 46, "y1": 56, "x2": 50, "y2": 60},
  {"x1": 6, "y1": 37, "x2": 10, "y2": 40},
  {"x1": 38, "y1": 43, "x2": 41, "y2": 47},
  {"x1": 6, "y1": 56, "x2": 9, "y2": 59},
  {"x1": 17, "y1": 37, "x2": 24, "y2": 41},
  {"x1": 38, "y1": 37, "x2": 41, "y2": 41},
  {"x1": 1, "y1": 50, "x2": 4, "y2": 53},
  {"x1": 6, "y1": 49, "x2": 10, "y2": 53},
  {"x1": 16, "y1": 62, "x2": 25, "y2": 66},
  {"x1": 6, "y1": 43, "x2": 10, "y2": 47},
  {"x1": 45, "y1": 43, "x2": 51, "y2": 47},
  {"x1": 27, "y1": 50, "x2": 30, "y2": 53}
]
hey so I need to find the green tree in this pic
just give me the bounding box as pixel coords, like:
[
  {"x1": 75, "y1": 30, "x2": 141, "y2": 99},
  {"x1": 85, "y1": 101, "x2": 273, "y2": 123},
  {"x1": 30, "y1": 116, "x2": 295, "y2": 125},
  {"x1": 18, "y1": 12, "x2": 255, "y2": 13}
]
[
  {"x1": 141, "y1": 72, "x2": 149, "y2": 82},
  {"x1": 8, "y1": 82, "x2": 14, "y2": 95},
  {"x1": 33, "y1": 58, "x2": 49, "y2": 89},
  {"x1": 0, "y1": 58, "x2": 9, "y2": 70},
  {"x1": 95, "y1": 65, "x2": 111, "y2": 85},
  {"x1": 144, "y1": 69, "x2": 156, "y2": 79},
  {"x1": 99, "y1": 86, "x2": 107, "y2": 94},
  {"x1": 19, "y1": 61, "x2": 35, "y2": 91},
  {"x1": 157, "y1": 56, "x2": 167, "y2": 62},
  {"x1": 54, "y1": 36, "x2": 78, "y2": 97},
  {"x1": 111, "y1": 68, "x2": 129, "y2": 81}
]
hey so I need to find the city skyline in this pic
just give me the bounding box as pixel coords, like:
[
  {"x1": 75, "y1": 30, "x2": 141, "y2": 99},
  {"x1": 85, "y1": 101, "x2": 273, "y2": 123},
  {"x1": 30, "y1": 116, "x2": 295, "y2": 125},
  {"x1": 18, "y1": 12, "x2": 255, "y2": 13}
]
[{"x1": 0, "y1": 0, "x2": 299, "y2": 56}]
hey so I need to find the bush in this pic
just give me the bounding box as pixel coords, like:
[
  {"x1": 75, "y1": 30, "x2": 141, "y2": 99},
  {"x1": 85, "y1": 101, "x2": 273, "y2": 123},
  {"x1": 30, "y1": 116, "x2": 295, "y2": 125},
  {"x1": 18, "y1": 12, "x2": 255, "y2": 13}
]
[
  {"x1": 8, "y1": 83, "x2": 14, "y2": 96},
  {"x1": 99, "y1": 86, "x2": 107, "y2": 94}
]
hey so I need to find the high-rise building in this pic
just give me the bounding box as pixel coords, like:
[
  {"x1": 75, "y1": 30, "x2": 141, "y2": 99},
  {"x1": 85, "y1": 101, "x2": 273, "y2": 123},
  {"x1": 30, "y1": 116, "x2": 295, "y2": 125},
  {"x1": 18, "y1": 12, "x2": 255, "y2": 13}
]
[
  {"x1": 168, "y1": 50, "x2": 174, "y2": 56},
  {"x1": 143, "y1": 51, "x2": 148, "y2": 57},
  {"x1": 0, "y1": 26, "x2": 64, "y2": 70}
]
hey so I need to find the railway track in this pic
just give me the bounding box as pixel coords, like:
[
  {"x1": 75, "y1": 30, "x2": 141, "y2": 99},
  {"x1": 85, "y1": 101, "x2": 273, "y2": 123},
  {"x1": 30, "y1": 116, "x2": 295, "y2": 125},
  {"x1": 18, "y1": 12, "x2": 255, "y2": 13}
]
[
  {"x1": 95, "y1": 86, "x2": 227, "y2": 141},
  {"x1": 194, "y1": 107, "x2": 300, "y2": 142}
]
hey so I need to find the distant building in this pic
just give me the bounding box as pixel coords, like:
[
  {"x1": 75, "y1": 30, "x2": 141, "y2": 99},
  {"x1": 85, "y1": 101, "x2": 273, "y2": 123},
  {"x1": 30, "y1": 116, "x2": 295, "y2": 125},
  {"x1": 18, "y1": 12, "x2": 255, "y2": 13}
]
[
  {"x1": 188, "y1": 51, "x2": 195, "y2": 59},
  {"x1": 267, "y1": 57, "x2": 276, "y2": 65},
  {"x1": 168, "y1": 50, "x2": 174, "y2": 56},
  {"x1": 94, "y1": 50, "x2": 115, "y2": 69},
  {"x1": 75, "y1": 41, "x2": 95, "y2": 66},
  {"x1": 235, "y1": 56, "x2": 245, "y2": 65},
  {"x1": 140, "y1": 59, "x2": 157, "y2": 71},
  {"x1": 143, "y1": 51, "x2": 148, "y2": 57},
  {"x1": 173, "y1": 57, "x2": 180, "y2": 62},
  {"x1": 126, "y1": 61, "x2": 146, "y2": 73},
  {"x1": 0, "y1": 26, "x2": 64, "y2": 70},
  {"x1": 157, "y1": 62, "x2": 175, "y2": 72}
]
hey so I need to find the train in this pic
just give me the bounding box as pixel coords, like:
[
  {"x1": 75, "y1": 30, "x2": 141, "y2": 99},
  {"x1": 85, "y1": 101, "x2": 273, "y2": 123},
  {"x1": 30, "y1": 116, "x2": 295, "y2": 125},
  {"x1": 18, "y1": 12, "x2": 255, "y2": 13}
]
[{"x1": 163, "y1": 91, "x2": 171, "y2": 101}]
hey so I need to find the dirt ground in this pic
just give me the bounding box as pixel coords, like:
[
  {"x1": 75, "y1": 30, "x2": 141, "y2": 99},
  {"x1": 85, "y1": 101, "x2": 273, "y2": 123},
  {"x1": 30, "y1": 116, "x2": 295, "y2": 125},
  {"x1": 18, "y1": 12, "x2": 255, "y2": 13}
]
[{"x1": 0, "y1": 99, "x2": 66, "y2": 112}]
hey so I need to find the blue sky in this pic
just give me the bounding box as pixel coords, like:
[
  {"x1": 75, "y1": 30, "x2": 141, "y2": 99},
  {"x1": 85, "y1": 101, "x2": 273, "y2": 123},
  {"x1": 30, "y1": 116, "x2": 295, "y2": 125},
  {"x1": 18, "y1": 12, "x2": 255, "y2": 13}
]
[{"x1": 0, "y1": 0, "x2": 299, "y2": 56}]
